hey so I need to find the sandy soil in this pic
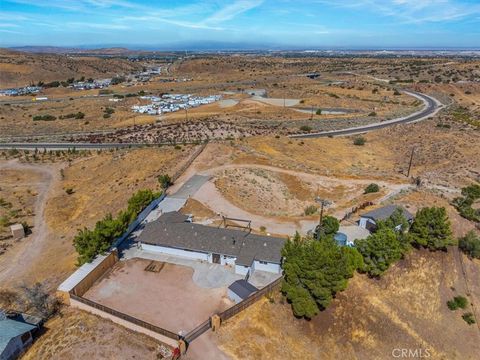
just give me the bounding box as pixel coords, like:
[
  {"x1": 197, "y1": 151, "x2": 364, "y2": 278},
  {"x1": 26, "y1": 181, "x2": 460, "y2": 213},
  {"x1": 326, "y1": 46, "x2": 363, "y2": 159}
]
[{"x1": 84, "y1": 258, "x2": 233, "y2": 333}]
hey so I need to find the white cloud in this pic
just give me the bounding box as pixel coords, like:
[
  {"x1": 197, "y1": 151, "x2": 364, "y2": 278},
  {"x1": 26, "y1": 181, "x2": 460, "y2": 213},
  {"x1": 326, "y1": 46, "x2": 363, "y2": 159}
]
[
  {"x1": 316, "y1": 0, "x2": 480, "y2": 23},
  {"x1": 205, "y1": 0, "x2": 264, "y2": 23}
]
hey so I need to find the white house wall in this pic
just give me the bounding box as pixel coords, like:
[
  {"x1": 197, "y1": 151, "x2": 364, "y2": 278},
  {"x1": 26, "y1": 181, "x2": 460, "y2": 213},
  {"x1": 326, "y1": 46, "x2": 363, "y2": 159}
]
[
  {"x1": 253, "y1": 261, "x2": 281, "y2": 274},
  {"x1": 140, "y1": 244, "x2": 209, "y2": 261},
  {"x1": 221, "y1": 255, "x2": 236, "y2": 266},
  {"x1": 235, "y1": 264, "x2": 250, "y2": 275}
]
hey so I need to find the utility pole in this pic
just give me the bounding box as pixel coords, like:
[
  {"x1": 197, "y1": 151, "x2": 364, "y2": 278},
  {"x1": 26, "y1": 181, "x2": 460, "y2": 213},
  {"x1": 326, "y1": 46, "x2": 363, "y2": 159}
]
[
  {"x1": 315, "y1": 196, "x2": 331, "y2": 240},
  {"x1": 407, "y1": 147, "x2": 415, "y2": 177}
]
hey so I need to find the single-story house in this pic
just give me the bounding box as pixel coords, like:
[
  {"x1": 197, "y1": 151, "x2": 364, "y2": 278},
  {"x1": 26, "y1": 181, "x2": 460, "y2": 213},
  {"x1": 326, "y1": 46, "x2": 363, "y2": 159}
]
[
  {"x1": 359, "y1": 205, "x2": 414, "y2": 232},
  {"x1": 136, "y1": 211, "x2": 286, "y2": 276},
  {"x1": 0, "y1": 315, "x2": 37, "y2": 360},
  {"x1": 228, "y1": 280, "x2": 258, "y2": 304}
]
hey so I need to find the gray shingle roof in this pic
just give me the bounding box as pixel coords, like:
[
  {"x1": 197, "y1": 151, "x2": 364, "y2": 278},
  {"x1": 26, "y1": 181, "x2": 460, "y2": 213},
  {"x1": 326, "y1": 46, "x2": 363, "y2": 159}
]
[
  {"x1": 137, "y1": 212, "x2": 286, "y2": 265},
  {"x1": 360, "y1": 205, "x2": 414, "y2": 222},
  {"x1": 228, "y1": 280, "x2": 258, "y2": 299}
]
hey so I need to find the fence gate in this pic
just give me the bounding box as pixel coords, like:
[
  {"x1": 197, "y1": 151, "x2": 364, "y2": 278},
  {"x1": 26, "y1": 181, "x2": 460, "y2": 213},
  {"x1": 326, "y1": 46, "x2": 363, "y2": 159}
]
[{"x1": 183, "y1": 319, "x2": 211, "y2": 344}]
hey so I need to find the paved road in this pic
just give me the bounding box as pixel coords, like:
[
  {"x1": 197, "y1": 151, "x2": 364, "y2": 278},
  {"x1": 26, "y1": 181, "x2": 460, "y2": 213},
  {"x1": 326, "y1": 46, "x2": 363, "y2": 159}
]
[
  {"x1": 0, "y1": 90, "x2": 441, "y2": 149},
  {"x1": 289, "y1": 91, "x2": 442, "y2": 139},
  {"x1": 0, "y1": 142, "x2": 147, "y2": 150}
]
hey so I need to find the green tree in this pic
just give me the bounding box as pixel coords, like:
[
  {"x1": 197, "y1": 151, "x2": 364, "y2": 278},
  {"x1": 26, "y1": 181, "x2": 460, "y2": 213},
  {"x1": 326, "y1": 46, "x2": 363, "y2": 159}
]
[
  {"x1": 313, "y1": 215, "x2": 339, "y2": 239},
  {"x1": 378, "y1": 207, "x2": 410, "y2": 234},
  {"x1": 281, "y1": 233, "x2": 362, "y2": 318},
  {"x1": 355, "y1": 228, "x2": 404, "y2": 277},
  {"x1": 408, "y1": 207, "x2": 453, "y2": 250},
  {"x1": 458, "y1": 231, "x2": 480, "y2": 259}
]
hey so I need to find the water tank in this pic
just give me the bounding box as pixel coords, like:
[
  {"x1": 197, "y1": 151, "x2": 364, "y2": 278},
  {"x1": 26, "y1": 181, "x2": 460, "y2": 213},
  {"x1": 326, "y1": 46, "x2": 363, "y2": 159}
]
[{"x1": 334, "y1": 232, "x2": 348, "y2": 246}]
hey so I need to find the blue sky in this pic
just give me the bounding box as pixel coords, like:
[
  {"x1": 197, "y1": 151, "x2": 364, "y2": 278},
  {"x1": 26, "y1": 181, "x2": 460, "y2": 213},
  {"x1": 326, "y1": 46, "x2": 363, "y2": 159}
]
[{"x1": 1, "y1": 0, "x2": 479, "y2": 48}]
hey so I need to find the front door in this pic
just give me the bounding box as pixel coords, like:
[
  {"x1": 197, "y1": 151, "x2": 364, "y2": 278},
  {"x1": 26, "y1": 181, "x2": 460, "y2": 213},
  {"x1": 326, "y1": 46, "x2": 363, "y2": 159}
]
[{"x1": 212, "y1": 253, "x2": 221, "y2": 264}]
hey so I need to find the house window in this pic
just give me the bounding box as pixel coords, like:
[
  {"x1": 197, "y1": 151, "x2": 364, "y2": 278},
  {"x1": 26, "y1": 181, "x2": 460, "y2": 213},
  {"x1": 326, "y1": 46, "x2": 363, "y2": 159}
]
[{"x1": 259, "y1": 261, "x2": 268, "y2": 265}]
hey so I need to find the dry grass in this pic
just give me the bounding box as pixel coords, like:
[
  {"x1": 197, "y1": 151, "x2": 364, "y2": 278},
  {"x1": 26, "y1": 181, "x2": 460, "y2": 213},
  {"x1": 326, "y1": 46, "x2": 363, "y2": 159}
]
[
  {"x1": 216, "y1": 249, "x2": 480, "y2": 360},
  {"x1": 23, "y1": 308, "x2": 171, "y2": 360},
  {"x1": 14, "y1": 146, "x2": 195, "y2": 287}
]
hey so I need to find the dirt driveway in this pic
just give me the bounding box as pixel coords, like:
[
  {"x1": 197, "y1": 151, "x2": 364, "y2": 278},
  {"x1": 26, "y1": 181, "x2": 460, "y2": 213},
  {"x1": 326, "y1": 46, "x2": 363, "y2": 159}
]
[
  {"x1": 193, "y1": 163, "x2": 411, "y2": 235},
  {"x1": 0, "y1": 160, "x2": 59, "y2": 286},
  {"x1": 84, "y1": 258, "x2": 234, "y2": 333}
]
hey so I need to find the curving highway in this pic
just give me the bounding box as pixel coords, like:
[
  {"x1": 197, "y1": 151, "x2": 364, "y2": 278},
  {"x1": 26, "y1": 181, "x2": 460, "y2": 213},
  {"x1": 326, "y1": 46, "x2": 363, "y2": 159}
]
[
  {"x1": 289, "y1": 90, "x2": 443, "y2": 139},
  {"x1": 0, "y1": 91, "x2": 442, "y2": 150}
]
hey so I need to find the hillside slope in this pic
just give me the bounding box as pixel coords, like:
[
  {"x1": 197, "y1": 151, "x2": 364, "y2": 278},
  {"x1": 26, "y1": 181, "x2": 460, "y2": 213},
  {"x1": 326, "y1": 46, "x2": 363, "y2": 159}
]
[
  {"x1": 216, "y1": 248, "x2": 480, "y2": 360},
  {"x1": 0, "y1": 49, "x2": 142, "y2": 87}
]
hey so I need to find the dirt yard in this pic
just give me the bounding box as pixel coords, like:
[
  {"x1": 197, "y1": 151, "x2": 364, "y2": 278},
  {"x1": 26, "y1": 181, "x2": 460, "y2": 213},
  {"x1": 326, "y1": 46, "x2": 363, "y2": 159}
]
[
  {"x1": 22, "y1": 308, "x2": 172, "y2": 360},
  {"x1": 84, "y1": 258, "x2": 233, "y2": 333}
]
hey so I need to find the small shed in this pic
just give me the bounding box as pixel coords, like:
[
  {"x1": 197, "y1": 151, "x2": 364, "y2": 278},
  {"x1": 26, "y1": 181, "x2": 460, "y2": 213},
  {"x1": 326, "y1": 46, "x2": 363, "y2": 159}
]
[
  {"x1": 227, "y1": 280, "x2": 258, "y2": 304},
  {"x1": 0, "y1": 316, "x2": 37, "y2": 360},
  {"x1": 10, "y1": 224, "x2": 24, "y2": 241}
]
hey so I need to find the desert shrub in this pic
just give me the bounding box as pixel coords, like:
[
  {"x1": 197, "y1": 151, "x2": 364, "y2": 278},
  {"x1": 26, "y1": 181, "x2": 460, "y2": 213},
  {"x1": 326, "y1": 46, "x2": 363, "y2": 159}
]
[
  {"x1": 299, "y1": 125, "x2": 312, "y2": 132},
  {"x1": 368, "y1": 111, "x2": 377, "y2": 116},
  {"x1": 364, "y1": 183, "x2": 380, "y2": 194},
  {"x1": 104, "y1": 107, "x2": 115, "y2": 115},
  {"x1": 393, "y1": 89, "x2": 401, "y2": 95},
  {"x1": 408, "y1": 207, "x2": 453, "y2": 250},
  {"x1": 304, "y1": 205, "x2": 317, "y2": 216},
  {"x1": 65, "y1": 188, "x2": 74, "y2": 195},
  {"x1": 452, "y1": 184, "x2": 480, "y2": 222},
  {"x1": 73, "y1": 189, "x2": 161, "y2": 264},
  {"x1": 353, "y1": 136, "x2": 366, "y2": 146},
  {"x1": 157, "y1": 174, "x2": 173, "y2": 189},
  {"x1": 0, "y1": 215, "x2": 10, "y2": 228},
  {"x1": 103, "y1": 113, "x2": 111, "y2": 119},
  {"x1": 33, "y1": 114, "x2": 56, "y2": 121},
  {"x1": 260, "y1": 226, "x2": 266, "y2": 233},
  {"x1": 458, "y1": 231, "x2": 480, "y2": 259},
  {"x1": 281, "y1": 233, "x2": 363, "y2": 318},
  {"x1": 447, "y1": 296, "x2": 468, "y2": 310},
  {"x1": 462, "y1": 312, "x2": 476, "y2": 325},
  {"x1": 316, "y1": 109, "x2": 322, "y2": 115},
  {"x1": 111, "y1": 76, "x2": 126, "y2": 85}
]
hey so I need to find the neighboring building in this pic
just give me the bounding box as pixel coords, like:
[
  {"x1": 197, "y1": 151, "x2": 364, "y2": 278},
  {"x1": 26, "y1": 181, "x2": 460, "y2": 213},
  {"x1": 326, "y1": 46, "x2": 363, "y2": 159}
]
[
  {"x1": 335, "y1": 225, "x2": 371, "y2": 246},
  {"x1": 359, "y1": 205, "x2": 414, "y2": 232},
  {"x1": 136, "y1": 211, "x2": 285, "y2": 276},
  {"x1": 0, "y1": 315, "x2": 37, "y2": 360},
  {"x1": 228, "y1": 280, "x2": 258, "y2": 304}
]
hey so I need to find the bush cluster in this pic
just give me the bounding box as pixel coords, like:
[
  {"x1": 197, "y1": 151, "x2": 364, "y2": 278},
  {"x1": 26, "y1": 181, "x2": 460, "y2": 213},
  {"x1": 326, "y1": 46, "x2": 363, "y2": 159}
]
[
  {"x1": 447, "y1": 296, "x2": 468, "y2": 310},
  {"x1": 73, "y1": 189, "x2": 160, "y2": 265},
  {"x1": 458, "y1": 231, "x2": 480, "y2": 259},
  {"x1": 33, "y1": 114, "x2": 56, "y2": 121},
  {"x1": 281, "y1": 232, "x2": 363, "y2": 318},
  {"x1": 60, "y1": 112, "x2": 85, "y2": 120},
  {"x1": 453, "y1": 184, "x2": 480, "y2": 222}
]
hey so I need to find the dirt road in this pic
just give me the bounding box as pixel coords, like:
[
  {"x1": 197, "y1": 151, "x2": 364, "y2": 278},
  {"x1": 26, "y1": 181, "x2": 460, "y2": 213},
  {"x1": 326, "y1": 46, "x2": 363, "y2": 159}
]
[
  {"x1": 192, "y1": 163, "x2": 411, "y2": 235},
  {"x1": 0, "y1": 160, "x2": 59, "y2": 286}
]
